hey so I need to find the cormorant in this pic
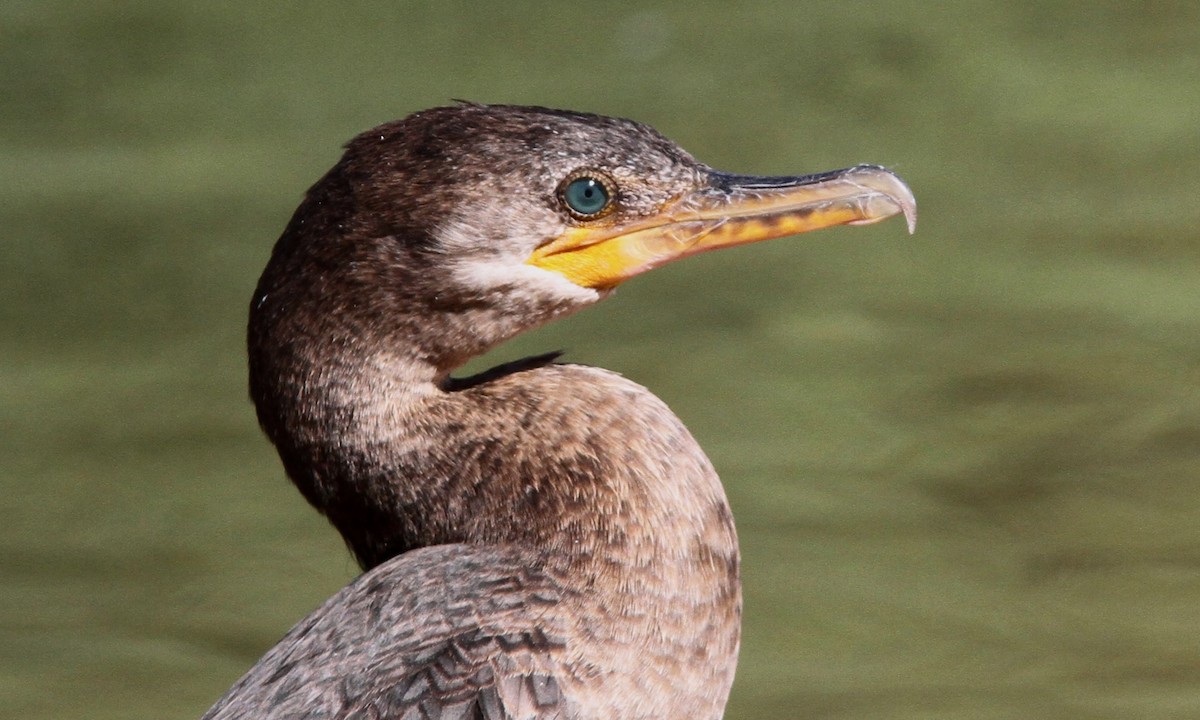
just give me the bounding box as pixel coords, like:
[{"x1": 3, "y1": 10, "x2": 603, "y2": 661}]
[{"x1": 202, "y1": 103, "x2": 915, "y2": 719}]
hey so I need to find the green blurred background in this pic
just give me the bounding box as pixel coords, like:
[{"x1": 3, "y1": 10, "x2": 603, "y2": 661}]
[{"x1": 3, "y1": 2, "x2": 1199, "y2": 718}]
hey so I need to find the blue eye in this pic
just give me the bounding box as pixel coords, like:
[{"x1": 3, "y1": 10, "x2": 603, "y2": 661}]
[{"x1": 561, "y1": 175, "x2": 612, "y2": 217}]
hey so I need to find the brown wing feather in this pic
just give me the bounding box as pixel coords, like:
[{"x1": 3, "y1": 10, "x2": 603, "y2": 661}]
[
  {"x1": 201, "y1": 545, "x2": 576, "y2": 720},
  {"x1": 362, "y1": 628, "x2": 566, "y2": 719}
]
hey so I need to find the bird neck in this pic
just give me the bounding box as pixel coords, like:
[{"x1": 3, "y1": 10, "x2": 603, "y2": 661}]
[
  {"x1": 251, "y1": 335, "x2": 742, "y2": 709},
  {"x1": 254, "y1": 339, "x2": 738, "y2": 571}
]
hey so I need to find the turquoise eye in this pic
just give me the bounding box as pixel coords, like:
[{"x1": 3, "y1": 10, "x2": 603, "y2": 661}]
[{"x1": 562, "y1": 176, "x2": 612, "y2": 217}]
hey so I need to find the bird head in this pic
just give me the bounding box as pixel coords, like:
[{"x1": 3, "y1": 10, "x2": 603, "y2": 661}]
[{"x1": 251, "y1": 103, "x2": 915, "y2": 372}]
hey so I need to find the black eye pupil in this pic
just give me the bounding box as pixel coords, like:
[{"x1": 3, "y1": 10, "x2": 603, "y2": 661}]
[{"x1": 563, "y1": 176, "x2": 611, "y2": 216}]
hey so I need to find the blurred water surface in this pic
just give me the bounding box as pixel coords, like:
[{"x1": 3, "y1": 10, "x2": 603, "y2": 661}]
[{"x1": 2, "y1": 2, "x2": 1199, "y2": 718}]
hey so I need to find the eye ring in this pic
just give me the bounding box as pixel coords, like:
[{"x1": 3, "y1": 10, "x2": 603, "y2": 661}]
[{"x1": 558, "y1": 172, "x2": 615, "y2": 220}]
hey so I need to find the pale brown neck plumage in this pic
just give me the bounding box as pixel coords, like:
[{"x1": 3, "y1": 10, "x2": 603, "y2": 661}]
[{"x1": 250, "y1": 299, "x2": 740, "y2": 578}]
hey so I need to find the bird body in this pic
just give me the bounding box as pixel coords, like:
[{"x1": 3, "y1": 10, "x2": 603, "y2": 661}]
[
  {"x1": 211, "y1": 361, "x2": 739, "y2": 718},
  {"x1": 204, "y1": 103, "x2": 914, "y2": 719}
]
